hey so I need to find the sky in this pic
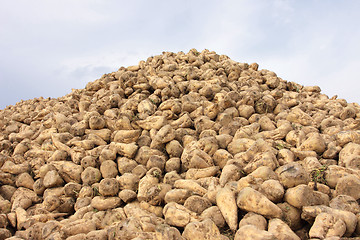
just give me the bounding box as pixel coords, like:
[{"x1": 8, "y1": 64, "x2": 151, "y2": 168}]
[{"x1": 1, "y1": 0, "x2": 360, "y2": 110}]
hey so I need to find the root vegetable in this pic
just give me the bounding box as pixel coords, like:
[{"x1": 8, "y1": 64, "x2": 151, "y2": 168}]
[
  {"x1": 81, "y1": 167, "x2": 101, "y2": 185},
  {"x1": 137, "y1": 170, "x2": 160, "y2": 202},
  {"x1": 165, "y1": 140, "x2": 184, "y2": 158},
  {"x1": 15, "y1": 207, "x2": 27, "y2": 230},
  {"x1": 0, "y1": 185, "x2": 16, "y2": 201},
  {"x1": 91, "y1": 196, "x2": 122, "y2": 211},
  {"x1": 85, "y1": 229, "x2": 108, "y2": 240},
  {"x1": 186, "y1": 166, "x2": 220, "y2": 180},
  {"x1": 80, "y1": 156, "x2": 97, "y2": 168},
  {"x1": 325, "y1": 165, "x2": 360, "y2": 188},
  {"x1": 155, "y1": 224, "x2": 184, "y2": 240},
  {"x1": 89, "y1": 116, "x2": 105, "y2": 130},
  {"x1": 238, "y1": 212, "x2": 267, "y2": 230},
  {"x1": 299, "y1": 132, "x2": 326, "y2": 154},
  {"x1": 63, "y1": 219, "x2": 97, "y2": 237},
  {"x1": 219, "y1": 164, "x2": 243, "y2": 187},
  {"x1": 200, "y1": 206, "x2": 226, "y2": 229},
  {"x1": 184, "y1": 195, "x2": 212, "y2": 214},
  {"x1": 139, "y1": 201, "x2": 163, "y2": 217},
  {"x1": 275, "y1": 162, "x2": 310, "y2": 188},
  {"x1": 286, "y1": 107, "x2": 314, "y2": 126},
  {"x1": 98, "y1": 178, "x2": 120, "y2": 196},
  {"x1": 335, "y1": 174, "x2": 360, "y2": 200},
  {"x1": 58, "y1": 161, "x2": 83, "y2": 183},
  {"x1": 43, "y1": 170, "x2": 64, "y2": 188},
  {"x1": 100, "y1": 160, "x2": 118, "y2": 178},
  {"x1": 137, "y1": 116, "x2": 167, "y2": 130},
  {"x1": 284, "y1": 184, "x2": 329, "y2": 208},
  {"x1": 86, "y1": 129, "x2": 111, "y2": 142},
  {"x1": 330, "y1": 195, "x2": 360, "y2": 214},
  {"x1": 174, "y1": 179, "x2": 207, "y2": 196},
  {"x1": 0, "y1": 228, "x2": 11, "y2": 239},
  {"x1": 146, "y1": 155, "x2": 166, "y2": 171},
  {"x1": 277, "y1": 202, "x2": 302, "y2": 230},
  {"x1": 182, "y1": 219, "x2": 223, "y2": 240},
  {"x1": 131, "y1": 164, "x2": 147, "y2": 178},
  {"x1": 238, "y1": 105, "x2": 255, "y2": 119},
  {"x1": 0, "y1": 199, "x2": 11, "y2": 213},
  {"x1": 216, "y1": 187, "x2": 238, "y2": 231},
  {"x1": 215, "y1": 134, "x2": 233, "y2": 150},
  {"x1": 163, "y1": 202, "x2": 198, "y2": 228},
  {"x1": 268, "y1": 218, "x2": 300, "y2": 240},
  {"x1": 1, "y1": 161, "x2": 30, "y2": 175},
  {"x1": 213, "y1": 149, "x2": 233, "y2": 169},
  {"x1": 250, "y1": 165, "x2": 278, "y2": 180},
  {"x1": 112, "y1": 129, "x2": 141, "y2": 143},
  {"x1": 43, "y1": 195, "x2": 61, "y2": 211},
  {"x1": 165, "y1": 157, "x2": 181, "y2": 173},
  {"x1": 234, "y1": 225, "x2": 276, "y2": 240},
  {"x1": 110, "y1": 142, "x2": 138, "y2": 159},
  {"x1": 47, "y1": 149, "x2": 68, "y2": 162},
  {"x1": 309, "y1": 212, "x2": 346, "y2": 239},
  {"x1": 15, "y1": 172, "x2": 34, "y2": 190},
  {"x1": 118, "y1": 189, "x2": 137, "y2": 203},
  {"x1": 181, "y1": 142, "x2": 214, "y2": 170},
  {"x1": 302, "y1": 205, "x2": 357, "y2": 236},
  {"x1": 99, "y1": 147, "x2": 117, "y2": 163},
  {"x1": 260, "y1": 179, "x2": 284, "y2": 203},
  {"x1": 227, "y1": 138, "x2": 254, "y2": 155},
  {"x1": 117, "y1": 157, "x2": 137, "y2": 174},
  {"x1": 164, "y1": 189, "x2": 192, "y2": 204},
  {"x1": 117, "y1": 173, "x2": 140, "y2": 191},
  {"x1": 339, "y1": 142, "x2": 360, "y2": 170},
  {"x1": 237, "y1": 187, "x2": 283, "y2": 218}
]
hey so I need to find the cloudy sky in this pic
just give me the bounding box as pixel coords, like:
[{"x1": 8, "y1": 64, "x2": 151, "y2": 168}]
[{"x1": 1, "y1": 0, "x2": 360, "y2": 110}]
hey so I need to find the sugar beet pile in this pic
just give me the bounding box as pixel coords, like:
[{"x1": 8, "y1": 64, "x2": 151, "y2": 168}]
[{"x1": 1, "y1": 49, "x2": 360, "y2": 240}]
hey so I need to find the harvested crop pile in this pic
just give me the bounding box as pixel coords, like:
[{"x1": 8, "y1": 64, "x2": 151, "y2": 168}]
[{"x1": 1, "y1": 49, "x2": 360, "y2": 240}]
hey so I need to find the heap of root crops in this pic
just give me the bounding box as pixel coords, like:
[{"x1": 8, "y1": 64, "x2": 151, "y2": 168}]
[{"x1": 1, "y1": 49, "x2": 360, "y2": 240}]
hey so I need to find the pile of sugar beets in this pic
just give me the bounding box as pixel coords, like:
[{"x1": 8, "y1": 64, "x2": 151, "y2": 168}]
[{"x1": 1, "y1": 49, "x2": 360, "y2": 240}]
